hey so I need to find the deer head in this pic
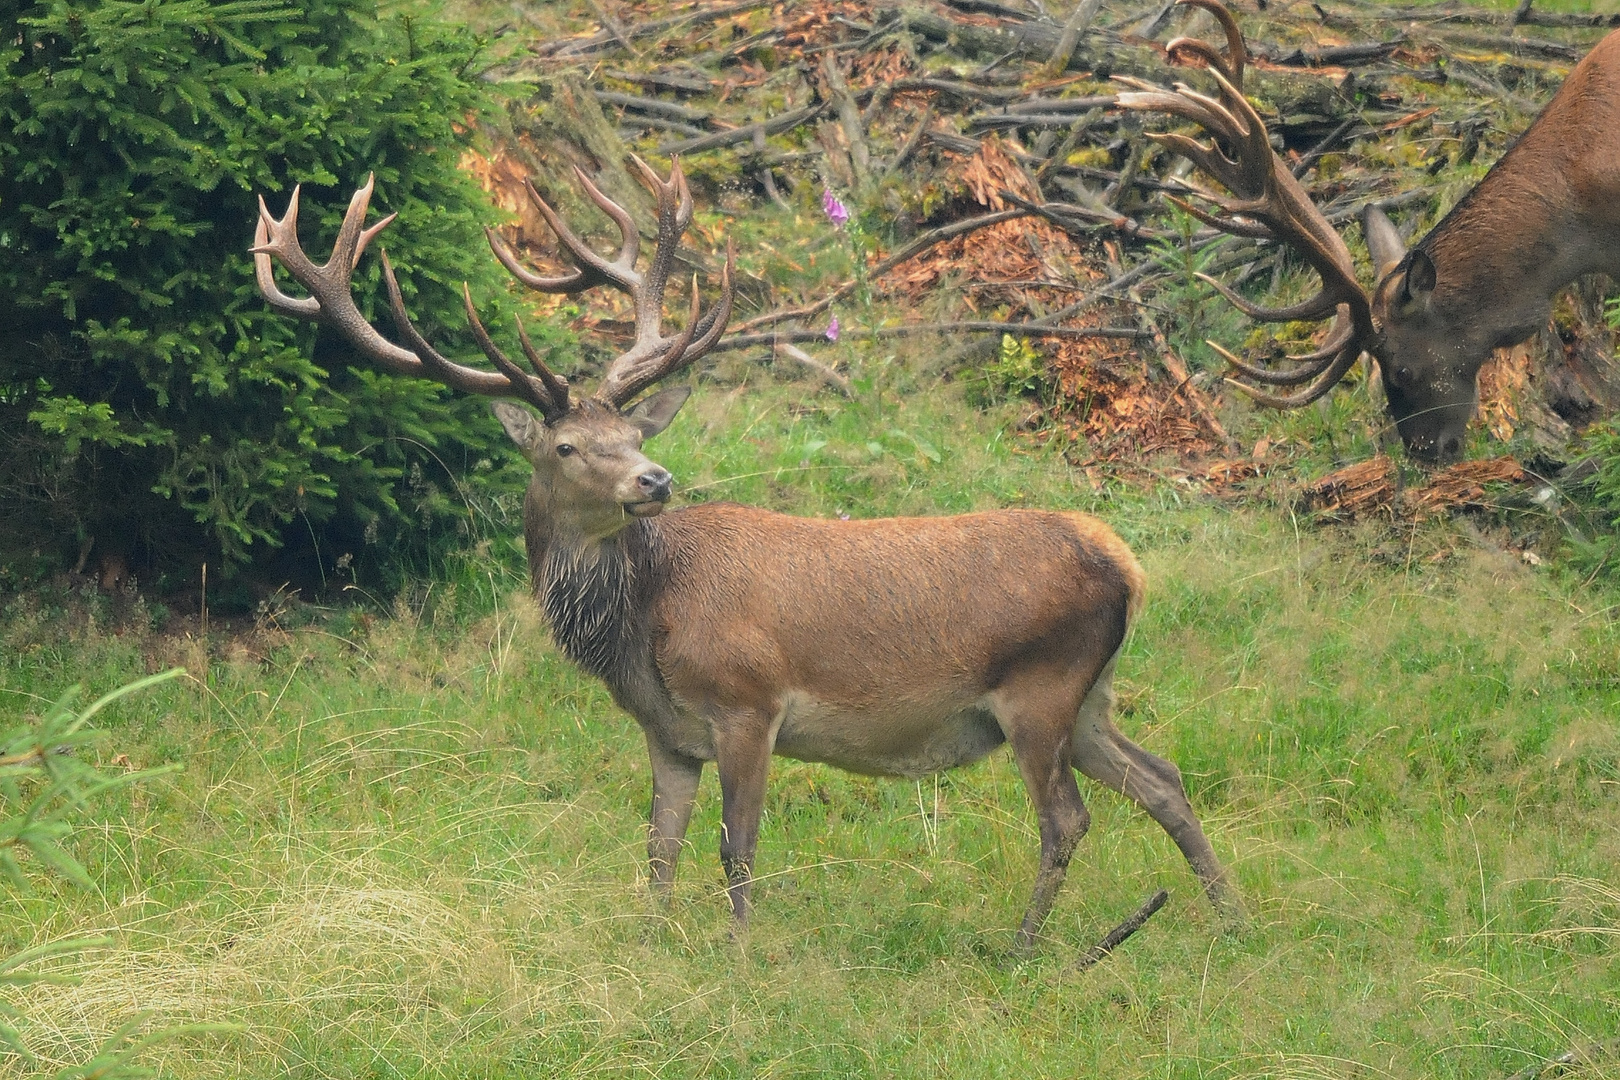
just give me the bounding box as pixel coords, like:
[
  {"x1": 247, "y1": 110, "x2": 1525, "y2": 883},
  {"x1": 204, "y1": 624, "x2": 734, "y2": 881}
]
[
  {"x1": 1116, "y1": 0, "x2": 1618, "y2": 462},
  {"x1": 251, "y1": 159, "x2": 734, "y2": 540}
]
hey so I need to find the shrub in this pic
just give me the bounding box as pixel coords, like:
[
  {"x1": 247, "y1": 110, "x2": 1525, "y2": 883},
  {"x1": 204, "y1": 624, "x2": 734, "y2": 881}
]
[
  {"x1": 0, "y1": 669, "x2": 223, "y2": 1076},
  {"x1": 0, "y1": 0, "x2": 531, "y2": 590}
]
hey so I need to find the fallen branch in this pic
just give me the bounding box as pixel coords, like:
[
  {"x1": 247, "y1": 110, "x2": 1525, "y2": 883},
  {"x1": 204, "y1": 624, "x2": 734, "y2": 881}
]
[
  {"x1": 593, "y1": 90, "x2": 713, "y2": 125},
  {"x1": 714, "y1": 322, "x2": 1151, "y2": 354},
  {"x1": 730, "y1": 207, "x2": 1032, "y2": 333},
  {"x1": 822, "y1": 55, "x2": 872, "y2": 186},
  {"x1": 886, "y1": 103, "x2": 934, "y2": 178},
  {"x1": 618, "y1": 115, "x2": 708, "y2": 139},
  {"x1": 656, "y1": 102, "x2": 828, "y2": 155},
  {"x1": 1255, "y1": 39, "x2": 1403, "y2": 67},
  {"x1": 753, "y1": 124, "x2": 789, "y2": 210},
  {"x1": 1076, "y1": 888, "x2": 1169, "y2": 972},
  {"x1": 1104, "y1": 243, "x2": 1237, "y2": 452},
  {"x1": 541, "y1": 0, "x2": 774, "y2": 56},
  {"x1": 1372, "y1": 2, "x2": 1620, "y2": 26},
  {"x1": 602, "y1": 69, "x2": 711, "y2": 94},
  {"x1": 935, "y1": 253, "x2": 1159, "y2": 372},
  {"x1": 1003, "y1": 192, "x2": 1173, "y2": 242},
  {"x1": 1003, "y1": 94, "x2": 1115, "y2": 116},
  {"x1": 772, "y1": 342, "x2": 853, "y2": 395},
  {"x1": 585, "y1": 0, "x2": 637, "y2": 55},
  {"x1": 1434, "y1": 29, "x2": 1582, "y2": 61},
  {"x1": 1047, "y1": 0, "x2": 1104, "y2": 74}
]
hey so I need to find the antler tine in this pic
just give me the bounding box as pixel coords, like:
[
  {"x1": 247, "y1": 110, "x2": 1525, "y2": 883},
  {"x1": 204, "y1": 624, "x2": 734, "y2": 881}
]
[
  {"x1": 486, "y1": 226, "x2": 589, "y2": 293},
  {"x1": 459, "y1": 284, "x2": 568, "y2": 419},
  {"x1": 1196, "y1": 272, "x2": 1342, "y2": 322},
  {"x1": 1165, "y1": 39, "x2": 1238, "y2": 87},
  {"x1": 514, "y1": 315, "x2": 572, "y2": 411},
  {"x1": 330, "y1": 177, "x2": 398, "y2": 272},
  {"x1": 253, "y1": 178, "x2": 585, "y2": 418},
  {"x1": 628, "y1": 154, "x2": 694, "y2": 230},
  {"x1": 1117, "y1": 0, "x2": 1379, "y2": 406},
  {"x1": 571, "y1": 163, "x2": 642, "y2": 271},
  {"x1": 1145, "y1": 132, "x2": 1247, "y2": 196},
  {"x1": 370, "y1": 249, "x2": 547, "y2": 398},
  {"x1": 1170, "y1": 0, "x2": 1247, "y2": 88},
  {"x1": 1117, "y1": 85, "x2": 1247, "y2": 147},
  {"x1": 253, "y1": 179, "x2": 516, "y2": 389},
  {"x1": 598, "y1": 241, "x2": 735, "y2": 407},
  {"x1": 253, "y1": 193, "x2": 320, "y2": 318},
  {"x1": 521, "y1": 178, "x2": 642, "y2": 296},
  {"x1": 1224, "y1": 336, "x2": 1363, "y2": 407},
  {"x1": 630, "y1": 156, "x2": 689, "y2": 336},
  {"x1": 590, "y1": 157, "x2": 714, "y2": 407},
  {"x1": 1212, "y1": 328, "x2": 1345, "y2": 386},
  {"x1": 1203, "y1": 67, "x2": 1274, "y2": 194},
  {"x1": 673, "y1": 244, "x2": 736, "y2": 366}
]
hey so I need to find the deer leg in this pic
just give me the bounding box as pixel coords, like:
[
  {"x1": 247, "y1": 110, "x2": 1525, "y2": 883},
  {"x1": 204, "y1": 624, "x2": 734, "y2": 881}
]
[
  {"x1": 645, "y1": 734, "x2": 704, "y2": 898},
  {"x1": 711, "y1": 715, "x2": 775, "y2": 929},
  {"x1": 992, "y1": 674, "x2": 1093, "y2": 952},
  {"x1": 1070, "y1": 656, "x2": 1241, "y2": 920}
]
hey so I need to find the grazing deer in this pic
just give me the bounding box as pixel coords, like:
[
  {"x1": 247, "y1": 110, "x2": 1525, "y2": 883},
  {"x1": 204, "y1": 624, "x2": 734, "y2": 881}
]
[
  {"x1": 1118, "y1": 0, "x2": 1620, "y2": 462},
  {"x1": 251, "y1": 160, "x2": 1238, "y2": 947}
]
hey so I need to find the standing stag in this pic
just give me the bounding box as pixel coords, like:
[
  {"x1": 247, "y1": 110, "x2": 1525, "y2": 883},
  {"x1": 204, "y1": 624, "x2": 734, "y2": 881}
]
[
  {"x1": 1118, "y1": 0, "x2": 1620, "y2": 462},
  {"x1": 251, "y1": 160, "x2": 1239, "y2": 946}
]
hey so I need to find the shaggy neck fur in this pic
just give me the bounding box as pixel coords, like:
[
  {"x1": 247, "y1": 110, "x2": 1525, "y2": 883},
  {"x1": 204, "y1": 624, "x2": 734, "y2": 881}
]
[{"x1": 532, "y1": 519, "x2": 668, "y2": 693}]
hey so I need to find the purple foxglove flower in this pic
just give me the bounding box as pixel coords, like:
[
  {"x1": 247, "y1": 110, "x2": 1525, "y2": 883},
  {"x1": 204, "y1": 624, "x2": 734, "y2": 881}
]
[
  {"x1": 821, "y1": 189, "x2": 849, "y2": 227},
  {"x1": 825, "y1": 315, "x2": 840, "y2": 342}
]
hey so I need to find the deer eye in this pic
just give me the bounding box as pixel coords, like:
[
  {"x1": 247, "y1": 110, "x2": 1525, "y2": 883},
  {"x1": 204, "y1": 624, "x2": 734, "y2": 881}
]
[{"x1": 555, "y1": 443, "x2": 576, "y2": 457}]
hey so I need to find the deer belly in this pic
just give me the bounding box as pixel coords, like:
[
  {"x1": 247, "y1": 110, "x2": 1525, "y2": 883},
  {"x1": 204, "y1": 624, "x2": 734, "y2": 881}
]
[{"x1": 772, "y1": 696, "x2": 1006, "y2": 778}]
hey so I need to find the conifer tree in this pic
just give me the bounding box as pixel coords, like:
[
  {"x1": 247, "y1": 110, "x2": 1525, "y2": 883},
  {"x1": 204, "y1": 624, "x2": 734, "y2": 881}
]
[{"x1": 0, "y1": 0, "x2": 529, "y2": 588}]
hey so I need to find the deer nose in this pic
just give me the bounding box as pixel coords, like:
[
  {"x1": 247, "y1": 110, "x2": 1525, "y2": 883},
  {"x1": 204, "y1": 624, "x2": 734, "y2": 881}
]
[
  {"x1": 637, "y1": 468, "x2": 673, "y2": 502},
  {"x1": 1439, "y1": 433, "x2": 1462, "y2": 460}
]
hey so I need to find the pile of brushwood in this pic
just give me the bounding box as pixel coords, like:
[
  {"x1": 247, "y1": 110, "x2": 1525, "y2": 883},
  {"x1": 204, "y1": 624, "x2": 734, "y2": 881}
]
[{"x1": 474, "y1": 0, "x2": 1619, "y2": 488}]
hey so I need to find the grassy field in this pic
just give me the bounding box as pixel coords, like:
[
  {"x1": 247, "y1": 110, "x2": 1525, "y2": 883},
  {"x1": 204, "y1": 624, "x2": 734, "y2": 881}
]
[{"x1": 2, "y1": 369, "x2": 1618, "y2": 1079}]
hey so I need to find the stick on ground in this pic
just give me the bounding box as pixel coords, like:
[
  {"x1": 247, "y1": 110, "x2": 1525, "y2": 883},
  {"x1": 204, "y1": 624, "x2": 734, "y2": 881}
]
[{"x1": 1075, "y1": 888, "x2": 1169, "y2": 972}]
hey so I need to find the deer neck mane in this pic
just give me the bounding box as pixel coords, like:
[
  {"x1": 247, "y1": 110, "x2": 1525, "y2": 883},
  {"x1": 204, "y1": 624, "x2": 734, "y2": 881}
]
[
  {"x1": 1417, "y1": 98, "x2": 1594, "y2": 343},
  {"x1": 527, "y1": 513, "x2": 669, "y2": 688}
]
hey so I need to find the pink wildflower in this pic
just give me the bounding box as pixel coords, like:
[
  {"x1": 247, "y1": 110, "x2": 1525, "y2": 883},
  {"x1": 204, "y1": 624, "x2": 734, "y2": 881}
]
[
  {"x1": 825, "y1": 315, "x2": 840, "y2": 342},
  {"x1": 821, "y1": 189, "x2": 849, "y2": 227}
]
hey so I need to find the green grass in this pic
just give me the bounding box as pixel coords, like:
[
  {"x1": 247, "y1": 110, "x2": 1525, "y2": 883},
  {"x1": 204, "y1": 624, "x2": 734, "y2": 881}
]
[{"x1": 2, "y1": 371, "x2": 1618, "y2": 1078}]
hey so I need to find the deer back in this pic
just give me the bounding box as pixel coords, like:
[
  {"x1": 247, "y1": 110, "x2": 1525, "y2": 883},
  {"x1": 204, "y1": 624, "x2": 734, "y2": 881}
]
[{"x1": 635, "y1": 505, "x2": 1144, "y2": 773}]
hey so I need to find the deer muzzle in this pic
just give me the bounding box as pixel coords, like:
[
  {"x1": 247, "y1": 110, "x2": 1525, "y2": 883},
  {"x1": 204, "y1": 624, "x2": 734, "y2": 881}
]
[{"x1": 624, "y1": 467, "x2": 674, "y2": 516}]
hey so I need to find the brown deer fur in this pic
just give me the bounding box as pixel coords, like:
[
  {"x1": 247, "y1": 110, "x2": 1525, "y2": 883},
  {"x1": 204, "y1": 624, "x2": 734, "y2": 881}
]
[
  {"x1": 495, "y1": 397, "x2": 1236, "y2": 946},
  {"x1": 1122, "y1": 1, "x2": 1620, "y2": 462},
  {"x1": 253, "y1": 160, "x2": 1239, "y2": 949},
  {"x1": 1368, "y1": 29, "x2": 1620, "y2": 460}
]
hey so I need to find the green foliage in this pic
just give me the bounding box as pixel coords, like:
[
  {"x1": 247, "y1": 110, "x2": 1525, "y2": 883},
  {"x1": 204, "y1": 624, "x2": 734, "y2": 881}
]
[
  {"x1": 0, "y1": 0, "x2": 530, "y2": 583},
  {"x1": 1564, "y1": 416, "x2": 1620, "y2": 578},
  {"x1": 965, "y1": 332, "x2": 1044, "y2": 407},
  {"x1": 3, "y1": 379, "x2": 1619, "y2": 1075},
  {"x1": 0, "y1": 668, "x2": 228, "y2": 1077},
  {"x1": 0, "y1": 670, "x2": 182, "y2": 888}
]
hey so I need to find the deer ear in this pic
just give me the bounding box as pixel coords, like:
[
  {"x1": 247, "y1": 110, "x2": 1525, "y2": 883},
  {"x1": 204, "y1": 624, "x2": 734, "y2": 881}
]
[
  {"x1": 492, "y1": 401, "x2": 542, "y2": 454},
  {"x1": 1361, "y1": 204, "x2": 1408, "y2": 280},
  {"x1": 625, "y1": 386, "x2": 692, "y2": 438},
  {"x1": 1401, "y1": 250, "x2": 1437, "y2": 303}
]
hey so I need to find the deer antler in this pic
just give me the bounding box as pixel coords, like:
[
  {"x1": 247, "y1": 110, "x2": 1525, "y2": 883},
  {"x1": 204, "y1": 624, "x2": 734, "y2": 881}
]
[
  {"x1": 255, "y1": 159, "x2": 734, "y2": 420},
  {"x1": 252, "y1": 174, "x2": 572, "y2": 419},
  {"x1": 1116, "y1": 0, "x2": 1377, "y2": 407},
  {"x1": 495, "y1": 156, "x2": 734, "y2": 408}
]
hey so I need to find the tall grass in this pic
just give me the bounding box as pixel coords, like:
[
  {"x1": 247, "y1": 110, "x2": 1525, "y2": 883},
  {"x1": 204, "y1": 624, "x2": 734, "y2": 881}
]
[{"x1": 1, "y1": 372, "x2": 1617, "y2": 1078}]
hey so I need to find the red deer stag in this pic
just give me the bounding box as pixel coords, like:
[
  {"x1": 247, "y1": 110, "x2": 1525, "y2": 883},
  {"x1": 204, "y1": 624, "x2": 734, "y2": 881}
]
[
  {"x1": 1118, "y1": 0, "x2": 1620, "y2": 462},
  {"x1": 251, "y1": 162, "x2": 1238, "y2": 947}
]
